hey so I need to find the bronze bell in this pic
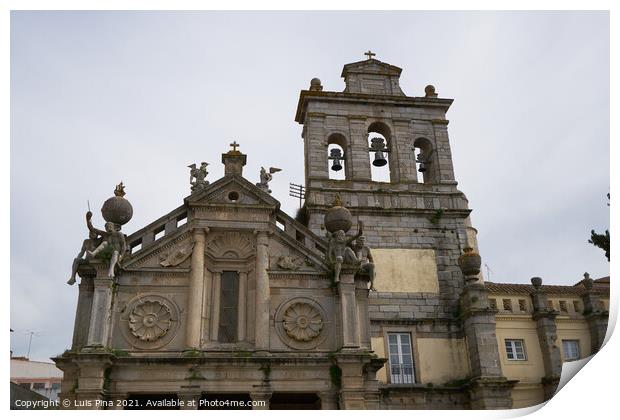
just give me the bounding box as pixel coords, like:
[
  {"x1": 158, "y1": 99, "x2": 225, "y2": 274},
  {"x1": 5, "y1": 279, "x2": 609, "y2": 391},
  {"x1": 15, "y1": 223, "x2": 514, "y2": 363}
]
[
  {"x1": 370, "y1": 137, "x2": 388, "y2": 167},
  {"x1": 329, "y1": 148, "x2": 343, "y2": 171},
  {"x1": 418, "y1": 161, "x2": 427, "y2": 172},
  {"x1": 372, "y1": 150, "x2": 387, "y2": 167},
  {"x1": 416, "y1": 152, "x2": 427, "y2": 172}
]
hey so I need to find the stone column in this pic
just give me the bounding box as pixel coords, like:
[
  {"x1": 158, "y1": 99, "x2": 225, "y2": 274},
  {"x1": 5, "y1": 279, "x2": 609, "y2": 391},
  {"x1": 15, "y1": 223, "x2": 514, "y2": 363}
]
[
  {"x1": 86, "y1": 276, "x2": 114, "y2": 348},
  {"x1": 210, "y1": 271, "x2": 221, "y2": 341},
  {"x1": 238, "y1": 271, "x2": 248, "y2": 342},
  {"x1": 580, "y1": 273, "x2": 609, "y2": 352},
  {"x1": 392, "y1": 119, "x2": 414, "y2": 183},
  {"x1": 338, "y1": 270, "x2": 360, "y2": 348},
  {"x1": 529, "y1": 277, "x2": 562, "y2": 400},
  {"x1": 72, "y1": 271, "x2": 95, "y2": 350},
  {"x1": 254, "y1": 230, "x2": 270, "y2": 351},
  {"x1": 250, "y1": 391, "x2": 271, "y2": 410},
  {"x1": 186, "y1": 227, "x2": 207, "y2": 348}
]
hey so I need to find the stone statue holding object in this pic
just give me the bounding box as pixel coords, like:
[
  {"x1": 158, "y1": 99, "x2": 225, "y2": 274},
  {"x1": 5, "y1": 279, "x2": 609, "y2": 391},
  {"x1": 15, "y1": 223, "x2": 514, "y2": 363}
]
[
  {"x1": 324, "y1": 195, "x2": 364, "y2": 284},
  {"x1": 82, "y1": 182, "x2": 133, "y2": 279},
  {"x1": 67, "y1": 211, "x2": 103, "y2": 285},
  {"x1": 256, "y1": 166, "x2": 282, "y2": 194}
]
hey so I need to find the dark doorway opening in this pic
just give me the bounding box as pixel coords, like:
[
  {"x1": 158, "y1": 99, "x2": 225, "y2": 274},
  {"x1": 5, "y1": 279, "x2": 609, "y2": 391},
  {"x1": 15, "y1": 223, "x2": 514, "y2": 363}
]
[
  {"x1": 125, "y1": 394, "x2": 180, "y2": 410},
  {"x1": 269, "y1": 393, "x2": 321, "y2": 410},
  {"x1": 198, "y1": 393, "x2": 252, "y2": 410}
]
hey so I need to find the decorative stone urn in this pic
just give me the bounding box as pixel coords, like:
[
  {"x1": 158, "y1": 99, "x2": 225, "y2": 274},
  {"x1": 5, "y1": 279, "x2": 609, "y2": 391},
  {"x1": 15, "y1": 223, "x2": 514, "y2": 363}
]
[
  {"x1": 458, "y1": 247, "x2": 481, "y2": 284},
  {"x1": 324, "y1": 194, "x2": 352, "y2": 233},
  {"x1": 531, "y1": 276, "x2": 543, "y2": 290},
  {"x1": 101, "y1": 182, "x2": 133, "y2": 226}
]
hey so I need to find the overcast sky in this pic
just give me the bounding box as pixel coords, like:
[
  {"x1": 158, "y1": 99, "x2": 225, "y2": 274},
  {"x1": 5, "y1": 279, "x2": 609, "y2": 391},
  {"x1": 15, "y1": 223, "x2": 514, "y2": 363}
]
[{"x1": 10, "y1": 11, "x2": 609, "y2": 362}]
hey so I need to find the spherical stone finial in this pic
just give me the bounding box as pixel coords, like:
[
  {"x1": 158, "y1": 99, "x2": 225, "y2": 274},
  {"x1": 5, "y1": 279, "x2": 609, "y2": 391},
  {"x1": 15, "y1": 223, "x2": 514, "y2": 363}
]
[
  {"x1": 531, "y1": 277, "x2": 543, "y2": 290},
  {"x1": 424, "y1": 84, "x2": 437, "y2": 98},
  {"x1": 101, "y1": 182, "x2": 133, "y2": 226},
  {"x1": 309, "y1": 78, "x2": 323, "y2": 92},
  {"x1": 324, "y1": 194, "x2": 352, "y2": 233}
]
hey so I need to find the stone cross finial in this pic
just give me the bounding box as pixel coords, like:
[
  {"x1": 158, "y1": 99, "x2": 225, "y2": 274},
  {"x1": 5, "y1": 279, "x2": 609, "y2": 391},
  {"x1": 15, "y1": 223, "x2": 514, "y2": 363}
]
[
  {"x1": 230, "y1": 141, "x2": 240, "y2": 152},
  {"x1": 364, "y1": 50, "x2": 376, "y2": 60}
]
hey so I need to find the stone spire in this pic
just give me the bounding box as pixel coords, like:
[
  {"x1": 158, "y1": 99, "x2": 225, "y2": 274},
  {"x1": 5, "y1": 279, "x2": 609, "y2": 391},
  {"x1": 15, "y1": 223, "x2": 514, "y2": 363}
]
[{"x1": 221, "y1": 141, "x2": 247, "y2": 176}]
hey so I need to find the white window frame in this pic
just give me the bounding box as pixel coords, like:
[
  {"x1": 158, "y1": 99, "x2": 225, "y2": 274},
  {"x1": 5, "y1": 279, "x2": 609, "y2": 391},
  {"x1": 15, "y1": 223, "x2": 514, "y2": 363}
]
[
  {"x1": 505, "y1": 339, "x2": 526, "y2": 361},
  {"x1": 562, "y1": 340, "x2": 580, "y2": 361},
  {"x1": 387, "y1": 333, "x2": 415, "y2": 384}
]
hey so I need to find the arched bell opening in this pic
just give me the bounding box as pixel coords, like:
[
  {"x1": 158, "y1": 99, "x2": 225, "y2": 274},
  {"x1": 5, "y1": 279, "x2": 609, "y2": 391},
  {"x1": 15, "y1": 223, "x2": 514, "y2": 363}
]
[
  {"x1": 413, "y1": 137, "x2": 435, "y2": 184},
  {"x1": 368, "y1": 121, "x2": 392, "y2": 182},
  {"x1": 327, "y1": 133, "x2": 348, "y2": 180}
]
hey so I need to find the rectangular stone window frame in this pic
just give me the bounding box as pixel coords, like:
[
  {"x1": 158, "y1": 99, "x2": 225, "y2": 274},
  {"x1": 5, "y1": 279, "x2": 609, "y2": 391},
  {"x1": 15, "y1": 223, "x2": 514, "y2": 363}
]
[
  {"x1": 504, "y1": 338, "x2": 527, "y2": 361},
  {"x1": 386, "y1": 332, "x2": 415, "y2": 385},
  {"x1": 562, "y1": 339, "x2": 580, "y2": 361},
  {"x1": 489, "y1": 298, "x2": 497, "y2": 310},
  {"x1": 518, "y1": 299, "x2": 527, "y2": 312},
  {"x1": 206, "y1": 266, "x2": 250, "y2": 345},
  {"x1": 382, "y1": 327, "x2": 418, "y2": 385},
  {"x1": 559, "y1": 300, "x2": 568, "y2": 313},
  {"x1": 572, "y1": 300, "x2": 582, "y2": 314}
]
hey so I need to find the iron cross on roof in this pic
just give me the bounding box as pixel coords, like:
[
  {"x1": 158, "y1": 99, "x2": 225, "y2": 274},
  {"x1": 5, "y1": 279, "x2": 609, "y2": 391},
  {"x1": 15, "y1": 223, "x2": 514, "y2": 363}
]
[
  {"x1": 364, "y1": 50, "x2": 376, "y2": 60},
  {"x1": 229, "y1": 141, "x2": 240, "y2": 152}
]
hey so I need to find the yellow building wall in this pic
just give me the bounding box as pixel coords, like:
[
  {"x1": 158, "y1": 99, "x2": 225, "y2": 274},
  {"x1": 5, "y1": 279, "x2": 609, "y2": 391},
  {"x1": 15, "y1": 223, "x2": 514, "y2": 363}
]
[
  {"x1": 372, "y1": 249, "x2": 439, "y2": 293},
  {"x1": 495, "y1": 318, "x2": 545, "y2": 382},
  {"x1": 416, "y1": 338, "x2": 470, "y2": 384},
  {"x1": 556, "y1": 319, "x2": 592, "y2": 361}
]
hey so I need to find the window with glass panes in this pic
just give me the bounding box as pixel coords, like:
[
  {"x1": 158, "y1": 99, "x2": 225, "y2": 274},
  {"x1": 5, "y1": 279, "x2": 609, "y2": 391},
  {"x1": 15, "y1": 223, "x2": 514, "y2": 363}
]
[
  {"x1": 562, "y1": 340, "x2": 580, "y2": 361},
  {"x1": 388, "y1": 333, "x2": 415, "y2": 384},
  {"x1": 504, "y1": 339, "x2": 526, "y2": 360}
]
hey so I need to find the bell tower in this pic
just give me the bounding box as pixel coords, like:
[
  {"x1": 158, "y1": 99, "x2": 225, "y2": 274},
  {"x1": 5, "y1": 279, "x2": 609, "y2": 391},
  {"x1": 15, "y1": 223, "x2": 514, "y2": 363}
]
[{"x1": 295, "y1": 53, "x2": 481, "y2": 304}]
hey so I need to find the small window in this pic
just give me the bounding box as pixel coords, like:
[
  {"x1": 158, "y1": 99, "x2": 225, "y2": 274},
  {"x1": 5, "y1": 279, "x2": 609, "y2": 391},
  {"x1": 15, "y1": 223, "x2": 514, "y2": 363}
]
[
  {"x1": 32, "y1": 382, "x2": 45, "y2": 390},
  {"x1": 547, "y1": 300, "x2": 554, "y2": 310},
  {"x1": 505, "y1": 339, "x2": 526, "y2": 361},
  {"x1": 489, "y1": 299, "x2": 497, "y2": 310},
  {"x1": 559, "y1": 301, "x2": 568, "y2": 313},
  {"x1": 518, "y1": 299, "x2": 527, "y2": 312},
  {"x1": 388, "y1": 333, "x2": 415, "y2": 384},
  {"x1": 218, "y1": 271, "x2": 239, "y2": 343},
  {"x1": 502, "y1": 299, "x2": 513, "y2": 312},
  {"x1": 572, "y1": 300, "x2": 582, "y2": 313},
  {"x1": 562, "y1": 340, "x2": 580, "y2": 361}
]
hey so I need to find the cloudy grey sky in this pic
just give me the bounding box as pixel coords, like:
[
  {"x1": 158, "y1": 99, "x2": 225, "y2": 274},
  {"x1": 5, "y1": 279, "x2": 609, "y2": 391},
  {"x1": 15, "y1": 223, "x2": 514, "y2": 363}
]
[{"x1": 10, "y1": 11, "x2": 609, "y2": 362}]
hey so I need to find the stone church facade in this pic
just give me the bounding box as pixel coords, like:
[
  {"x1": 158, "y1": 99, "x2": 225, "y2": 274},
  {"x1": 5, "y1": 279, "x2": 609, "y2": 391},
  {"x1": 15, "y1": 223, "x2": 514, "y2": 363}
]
[{"x1": 54, "y1": 55, "x2": 609, "y2": 410}]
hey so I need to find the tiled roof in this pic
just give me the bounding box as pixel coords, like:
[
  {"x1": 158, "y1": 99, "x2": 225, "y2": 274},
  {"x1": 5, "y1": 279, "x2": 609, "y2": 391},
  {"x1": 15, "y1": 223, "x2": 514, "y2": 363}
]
[{"x1": 485, "y1": 276, "x2": 609, "y2": 297}]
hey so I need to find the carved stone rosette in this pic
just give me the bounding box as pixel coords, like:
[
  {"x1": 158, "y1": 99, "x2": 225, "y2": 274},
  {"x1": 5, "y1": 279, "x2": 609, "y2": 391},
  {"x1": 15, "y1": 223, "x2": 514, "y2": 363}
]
[
  {"x1": 129, "y1": 299, "x2": 172, "y2": 342},
  {"x1": 275, "y1": 297, "x2": 328, "y2": 350},
  {"x1": 120, "y1": 294, "x2": 180, "y2": 350},
  {"x1": 283, "y1": 302, "x2": 323, "y2": 342}
]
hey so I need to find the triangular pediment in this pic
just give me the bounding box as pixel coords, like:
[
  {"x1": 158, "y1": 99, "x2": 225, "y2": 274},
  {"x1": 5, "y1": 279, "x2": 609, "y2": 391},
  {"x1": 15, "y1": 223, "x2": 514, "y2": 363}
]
[
  {"x1": 184, "y1": 174, "x2": 280, "y2": 209},
  {"x1": 341, "y1": 59, "x2": 402, "y2": 77}
]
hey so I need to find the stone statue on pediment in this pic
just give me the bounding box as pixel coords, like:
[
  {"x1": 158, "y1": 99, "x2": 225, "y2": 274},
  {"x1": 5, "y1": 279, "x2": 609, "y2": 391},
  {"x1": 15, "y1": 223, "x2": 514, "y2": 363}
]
[
  {"x1": 189, "y1": 162, "x2": 209, "y2": 192},
  {"x1": 353, "y1": 235, "x2": 375, "y2": 291}
]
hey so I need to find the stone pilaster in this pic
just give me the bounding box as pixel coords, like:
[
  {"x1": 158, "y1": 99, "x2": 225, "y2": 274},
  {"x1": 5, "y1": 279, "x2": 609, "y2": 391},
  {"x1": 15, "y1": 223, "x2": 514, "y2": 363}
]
[
  {"x1": 529, "y1": 277, "x2": 562, "y2": 400},
  {"x1": 254, "y1": 230, "x2": 271, "y2": 351},
  {"x1": 250, "y1": 391, "x2": 272, "y2": 410},
  {"x1": 186, "y1": 227, "x2": 207, "y2": 348},
  {"x1": 338, "y1": 270, "x2": 360, "y2": 348},
  {"x1": 319, "y1": 391, "x2": 338, "y2": 409},
  {"x1": 72, "y1": 267, "x2": 95, "y2": 350},
  {"x1": 355, "y1": 277, "x2": 371, "y2": 350},
  {"x1": 73, "y1": 354, "x2": 113, "y2": 409},
  {"x1": 178, "y1": 386, "x2": 201, "y2": 410},
  {"x1": 458, "y1": 248, "x2": 515, "y2": 409},
  {"x1": 580, "y1": 273, "x2": 609, "y2": 352},
  {"x1": 85, "y1": 276, "x2": 114, "y2": 348},
  {"x1": 347, "y1": 117, "x2": 371, "y2": 181}
]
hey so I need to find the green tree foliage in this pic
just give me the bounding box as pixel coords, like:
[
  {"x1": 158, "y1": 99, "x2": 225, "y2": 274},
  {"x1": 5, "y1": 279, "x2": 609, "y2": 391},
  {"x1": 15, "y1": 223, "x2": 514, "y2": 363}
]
[{"x1": 589, "y1": 193, "x2": 610, "y2": 261}]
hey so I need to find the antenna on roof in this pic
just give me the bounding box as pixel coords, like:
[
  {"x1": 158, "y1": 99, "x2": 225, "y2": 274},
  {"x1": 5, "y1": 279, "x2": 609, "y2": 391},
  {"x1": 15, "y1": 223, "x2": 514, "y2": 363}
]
[{"x1": 484, "y1": 263, "x2": 493, "y2": 282}]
